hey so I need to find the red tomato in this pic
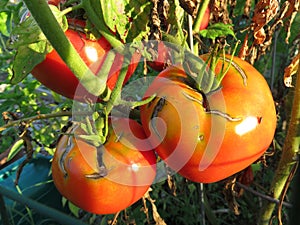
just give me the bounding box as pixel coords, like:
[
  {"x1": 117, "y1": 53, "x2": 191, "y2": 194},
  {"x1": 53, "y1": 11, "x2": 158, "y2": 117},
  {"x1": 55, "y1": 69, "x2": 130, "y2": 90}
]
[
  {"x1": 147, "y1": 41, "x2": 171, "y2": 72},
  {"x1": 140, "y1": 55, "x2": 276, "y2": 183},
  {"x1": 199, "y1": 7, "x2": 210, "y2": 30},
  {"x1": 48, "y1": 0, "x2": 61, "y2": 5},
  {"x1": 51, "y1": 118, "x2": 156, "y2": 214},
  {"x1": 31, "y1": 28, "x2": 141, "y2": 102}
]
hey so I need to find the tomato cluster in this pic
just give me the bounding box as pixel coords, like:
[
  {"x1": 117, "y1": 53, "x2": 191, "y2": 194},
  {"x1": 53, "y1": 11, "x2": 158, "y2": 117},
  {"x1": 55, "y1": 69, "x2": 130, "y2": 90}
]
[{"x1": 28, "y1": 2, "x2": 276, "y2": 215}]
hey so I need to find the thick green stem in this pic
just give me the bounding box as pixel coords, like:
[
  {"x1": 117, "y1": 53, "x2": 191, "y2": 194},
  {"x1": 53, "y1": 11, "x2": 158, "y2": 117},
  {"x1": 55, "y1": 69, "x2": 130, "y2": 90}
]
[
  {"x1": 258, "y1": 54, "x2": 300, "y2": 224},
  {"x1": 105, "y1": 53, "x2": 131, "y2": 114},
  {"x1": 23, "y1": 0, "x2": 107, "y2": 96},
  {"x1": 192, "y1": 0, "x2": 210, "y2": 32}
]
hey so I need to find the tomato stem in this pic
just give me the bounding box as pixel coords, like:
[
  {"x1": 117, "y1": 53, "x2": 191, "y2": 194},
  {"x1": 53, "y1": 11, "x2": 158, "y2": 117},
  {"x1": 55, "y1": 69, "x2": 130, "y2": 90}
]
[
  {"x1": 105, "y1": 50, "x2": 132, "y2": 115},
  {"x1": 116, "y1": 94, "x2": 157, "y2": 109},
  {"x1": 60, "y1": 3, "x2": 82, "y2": 16},
  {"x1": 258, "y1": 50, "x2": 300, "y2": 224},
  {"x1": 0, "y1": 111, "x2": 76, "y2": 132},
  {"x1": 22, "y1": 0, "x2": 108, "y2": 97}
]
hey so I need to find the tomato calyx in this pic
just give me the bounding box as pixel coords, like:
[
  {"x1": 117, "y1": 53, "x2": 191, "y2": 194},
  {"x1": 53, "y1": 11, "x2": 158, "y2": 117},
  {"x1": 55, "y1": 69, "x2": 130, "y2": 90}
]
[{"x1": 181, "y1": 90, "x2": 242, "y2": 122}]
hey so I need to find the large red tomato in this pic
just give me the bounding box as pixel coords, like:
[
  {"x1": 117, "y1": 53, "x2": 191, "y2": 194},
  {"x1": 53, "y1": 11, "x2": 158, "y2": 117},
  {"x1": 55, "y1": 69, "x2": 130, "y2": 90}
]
[
  {"x1": 31, "y1": 26, "x2": 141, "y2": 102},
  {"x1": 51, "y1": 118, "x2": 156, "y2": 214},
  {"x1": 140, "y1": 55, "x2": 276, "y2": 183}
]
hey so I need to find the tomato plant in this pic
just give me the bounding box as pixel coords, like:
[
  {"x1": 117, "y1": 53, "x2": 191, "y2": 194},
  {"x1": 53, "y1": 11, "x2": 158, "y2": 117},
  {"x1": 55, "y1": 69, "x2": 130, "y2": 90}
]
[
  {"x1": 51, "y1": 118, "x2": 156, "y2": 214},
  {"x1": 31, "y1": 24, "x2": 140, "y2": 102},
  {"x1": 140, "y1": 55, "x2": 277, "y2": 183}
]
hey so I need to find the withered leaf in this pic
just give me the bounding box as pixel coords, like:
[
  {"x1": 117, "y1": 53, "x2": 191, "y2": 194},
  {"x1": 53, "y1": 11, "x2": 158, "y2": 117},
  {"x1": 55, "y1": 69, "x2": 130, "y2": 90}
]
[{"x1": 284, "y1": 53, "x2": 300, "y2": 87}]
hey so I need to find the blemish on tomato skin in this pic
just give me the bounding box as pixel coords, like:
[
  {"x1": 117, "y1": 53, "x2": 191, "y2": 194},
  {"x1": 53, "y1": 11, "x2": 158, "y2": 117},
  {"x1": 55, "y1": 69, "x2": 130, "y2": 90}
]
[
  {"x1": 198, "y1": 135, "x2": 204, "y2": 142},
  {"x1": 257, "y1": 116, "x2": 263, "y2": 124}
]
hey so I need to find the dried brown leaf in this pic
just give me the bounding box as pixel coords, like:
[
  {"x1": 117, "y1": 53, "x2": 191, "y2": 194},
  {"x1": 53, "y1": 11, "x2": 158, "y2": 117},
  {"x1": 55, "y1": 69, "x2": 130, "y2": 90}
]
[
  {"x1": 179, "y1": 0, "x2": 199, "y2": 17},
  {"x1": 144, "y1": 188, "x2": 167, "y2": 225},
  {"x1": 251, "y1": 0, "x2": 279, "y2": 45},
  {"x1": 284, "y1": 0, "x2": 300, "y2": 43},
  {"x1": 211, "y1": 0, "x2": 232, "y2": 24},
  {"x1": 238, "y1": 33, "x2": 249, "y2": 60},
  {"x1": 223, "y1": 177, "x2": 240, "y2": 215},
  {"x1": 243, "y1": 0, "x2": 252, "y2": 18},
  {"x1": 284, "y1": 53, "x2": 300, "y2": 87}
]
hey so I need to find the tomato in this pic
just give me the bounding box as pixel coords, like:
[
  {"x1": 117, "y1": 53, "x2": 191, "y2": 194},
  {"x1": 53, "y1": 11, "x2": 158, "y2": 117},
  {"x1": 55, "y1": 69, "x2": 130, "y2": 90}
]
[
  {"x1": 51, "y1": 118, "x2": 156, "y2": 214},
  {"x1": 147, "y1": 41, "x2": 171, "y2": 72},
  {"x1": 199, "y1": 7, "x2": 210, "y2": 30},
  {"x1": 31, "y1": 26, "x2": 141, "y2": 102},
  {"x1": 48, "y1": 0, "x2": 61, "y2": 5},
  {"x1": 140, "y1": 55, "x2": 276, "y2": 183}
]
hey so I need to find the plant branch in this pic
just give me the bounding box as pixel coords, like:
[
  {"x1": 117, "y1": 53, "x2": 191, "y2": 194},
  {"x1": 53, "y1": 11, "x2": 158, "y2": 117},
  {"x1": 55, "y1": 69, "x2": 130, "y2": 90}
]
[
  {"x1": 258, "y1": 48, "x2": 300, "y2": 224},
  {"x1": 0, "y1": 111, "x2": 74, "y2": 132},
  {"x1": 236, "y1": 182, "x2": 292, "y2": 208},
  {"x1": 22, "y1": 0, "x2": 107, "y2": 96},
  {"x1": 105, "y1": 54, "x2": 131, "y2": 114}
]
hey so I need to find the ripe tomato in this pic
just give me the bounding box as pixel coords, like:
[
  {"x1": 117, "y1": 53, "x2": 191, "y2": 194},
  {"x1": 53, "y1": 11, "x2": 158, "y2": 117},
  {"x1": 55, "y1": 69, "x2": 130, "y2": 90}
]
[
  {"x1": 147, "y1": 41, "x2": 171, "y2": 72},
  {"x1": 48, "y1": 0, "x2": 61, "y2": 5},
  {"x1": 31, "y1": 27, "x2": 140, "y2": 102},
  {"x1": 140, "y1": 55, "x2": 276, "y2": 183},
  {"x1": 52, "y1": 118, "x2": 156, "y2": 214},
  {"x1": 199, "y1": 7, "x2": 210, "y2": 30}
]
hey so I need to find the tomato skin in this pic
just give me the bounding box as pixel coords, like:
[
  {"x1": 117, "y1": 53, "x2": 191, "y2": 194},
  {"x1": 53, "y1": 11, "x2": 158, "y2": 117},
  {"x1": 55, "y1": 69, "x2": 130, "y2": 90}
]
[
  {"x1": 147, "y1": 41, "x2": 171, "y2": 72},
  {"x1": 48, "y1": 0, "x2": 61, "y2": 5},
  {"x1": 140, "y1": 55, "x2": 276, "y2": 183},
  {"x1": 199, "y1": 7, "x2": 210, "y2": 30},
  {"x1": 31, "y1": 28, "x2": 140, "y2": 102},
  {"x1": 52, "y1": 118, "x2": 156, "y2": 214}
]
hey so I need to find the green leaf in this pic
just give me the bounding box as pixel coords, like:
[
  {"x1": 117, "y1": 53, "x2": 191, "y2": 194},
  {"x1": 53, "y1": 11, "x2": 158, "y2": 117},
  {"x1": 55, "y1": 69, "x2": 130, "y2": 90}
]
[
  {"x1": 11, "y1": 45, "x2": 46, "y2": 84},
  {"x1": 125, "y1": 0, "x2": 151, "y2": 42},
  {"x1": 7, "y1": 139, "x2": 24, "y2": 161},
  {"x1": 99, "y1": 0, "x2": 150, "y2": 43},
  {"x1": 10, "y1": 5, "x2": 68, "y2": 84},
  {"x1": 199, "y1": 23, "x2": 236, "y2": 40},
  {"x1": 167, "y1": 0, "x2": 185, "y2": 43},
  {"x1": 0, "y1": 11, "x2": 10, "y2": 37},
  {"x1": 100, "y1": 0, "x2": 128, "y2": 41},
  {"x1": 68, "y1": 200, "x2": 80, "y2": 217}
]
